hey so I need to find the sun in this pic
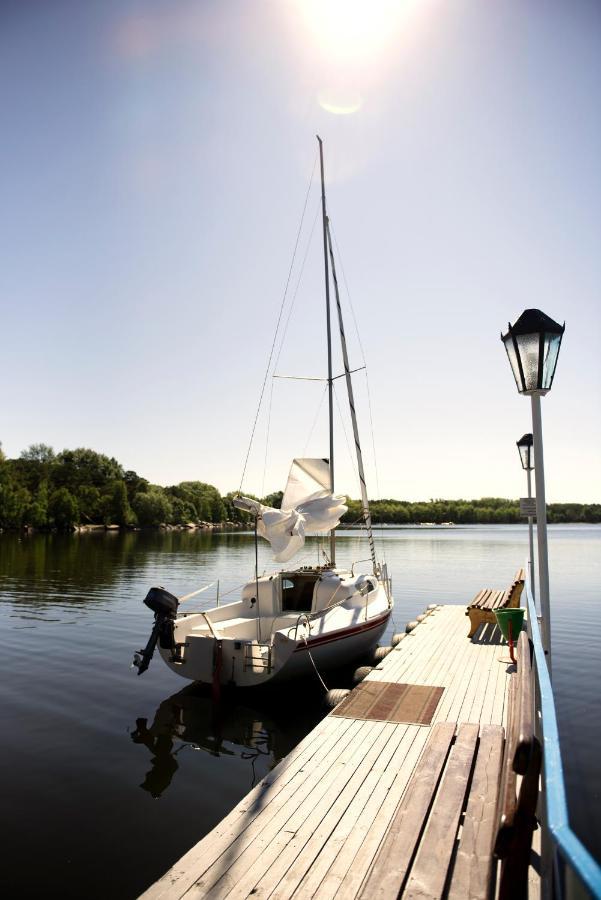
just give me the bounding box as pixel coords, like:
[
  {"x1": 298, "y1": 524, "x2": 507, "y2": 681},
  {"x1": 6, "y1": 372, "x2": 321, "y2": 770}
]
[{"x1": 295, "y1": 0, "x2": 412, "y2": 65}]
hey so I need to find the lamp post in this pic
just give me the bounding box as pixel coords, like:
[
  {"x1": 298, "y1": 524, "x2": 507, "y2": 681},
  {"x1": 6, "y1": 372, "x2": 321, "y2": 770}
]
[
  {"x1": 501, "y1": 309, "x2": 565, "y2": 668},
  {"x1": 517, "y1": 433, "x2": 536, "y2": 601}
]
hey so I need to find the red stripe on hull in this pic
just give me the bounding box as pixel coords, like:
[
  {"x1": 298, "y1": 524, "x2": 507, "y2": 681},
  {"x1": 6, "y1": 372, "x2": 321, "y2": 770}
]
[{"x1": 294, "y1": 610, "x2": 391, "y2": 652}]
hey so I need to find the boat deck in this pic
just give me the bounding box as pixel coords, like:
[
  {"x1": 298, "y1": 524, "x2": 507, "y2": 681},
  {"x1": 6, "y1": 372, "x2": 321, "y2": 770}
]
[{"x1": 140, "y1": 604, "x2": 534, "y2": 899}]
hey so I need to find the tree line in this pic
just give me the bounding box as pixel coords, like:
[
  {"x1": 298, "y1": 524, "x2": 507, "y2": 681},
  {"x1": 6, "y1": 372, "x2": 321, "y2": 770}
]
[
  {"x1": 0, "y1": 443, "x2": 598, "y2": 531},
  {"x1": 342, "y1": 497, "x2": 601, "y2": 525}
]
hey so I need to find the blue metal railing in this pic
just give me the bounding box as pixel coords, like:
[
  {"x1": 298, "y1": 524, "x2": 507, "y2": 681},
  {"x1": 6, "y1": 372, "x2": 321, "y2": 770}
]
[{"x1": 524, "y1": 565, "x2": 601, "y2": 899}]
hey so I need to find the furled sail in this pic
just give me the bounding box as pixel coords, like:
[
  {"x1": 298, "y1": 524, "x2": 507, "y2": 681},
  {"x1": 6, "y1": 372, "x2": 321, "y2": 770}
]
[{"x1": 234, "y1": 458, "x2": 347, "y2": 563}]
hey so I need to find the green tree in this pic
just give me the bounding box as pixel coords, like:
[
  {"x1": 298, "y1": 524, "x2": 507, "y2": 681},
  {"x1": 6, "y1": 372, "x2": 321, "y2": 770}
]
[
  {"x1": 48, "y1": 487, "x2": 79, "y2": 530},
  {"x1": 262, "y1": 491, "x2": 283, "y2": 509},
  {"x1": 123, "y1": 470, "x2": 149, "y2": 500},
  {"x1": 105, "y1": 480, "x2": 133, "y2": 526},
  {"x1": 26, "y1": 480, "x2": 49, "y2": 527},
  {"x1": 20, "y1": 444, "x2": 55, "y2": 464},
  {"x1": 53, "y1": 448, "x2": 124, "y2": 489},
  {"x1": 132, "y1": 489, "x2": 173, "y2": 526},
  {"x1": 170, "y1": 496, "x2": 197, "y2": 524},
  {"x1": 77, "y1": 485, "x2": 103, "y2": 523},
  {"x1": 166, "y1": 481, "x2": 224, "y2": 522}
]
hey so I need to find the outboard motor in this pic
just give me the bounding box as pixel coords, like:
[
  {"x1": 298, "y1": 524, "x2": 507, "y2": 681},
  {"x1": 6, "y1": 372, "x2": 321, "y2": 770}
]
[{"x1": 132, "y1": 587, "x2": 179, "y2": 675}]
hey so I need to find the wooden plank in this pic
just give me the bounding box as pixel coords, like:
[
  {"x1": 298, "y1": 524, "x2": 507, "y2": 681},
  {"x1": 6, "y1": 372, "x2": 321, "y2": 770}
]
[
  {"x1": 357, "y1": 721, "x2": 456, "y2": 900},
  {"x1": 403, "y1": 722, "x2": 480, "y2": 900},
  {"x1": 447, "y1": 725, "x2": 505, "y2": 900},
  {"x1": 457, "y1": 647, "x2": 491, "y2": 724},
  {"x1": 381, "y1": 606, "x2": 465, "y2": 689},
  {"x1": 230, "y1": 722, "x2": 401, "y2": 900},
  {"x1": 368, "y1": 607, "x2": 455, "y2": 684},
  {"x1": 479, "y1": 642, "x2": 501, "y2": 726},
  {"x1": 514, "y1": 631, "x2": 533, "y2": 774},
  {"x1": 330, "y1": 725, "x2": 430, "y2": 900},
  {"x1": 256, "y1": 723, "x2": 409, "y2": 900},
  {"x1": 307, "y1": 724, "x2": 414, "y2": 898},
  {"x1": 285, "y1": 726, "x2": 413, "y2": 900},
  {"x1": 465, "y1": 637, "x2": 496, "y2": 722},
  {"x1": 469, "y1": 589, "x2": 487, "y2": 609},
  {"x1": 140, "y1": 715, "x2": 356, "y2": 900},
  {"x1": 434, "y1": 625, "x2": 483, "y2": 723},
  {"x1": 183, "y1": 719, "x2": 378, "y2": 898},
  {"x1": 494, "y1": 675, "x2": 518, "y2": 857},
  {"x1": 366, "y1": 615, "x2": 452, "y2": 684},
  {"x1": 492, "y1": 590, "x2": 510, "y2": 610},
  {"x1": 383, "y1": 621, "x2": 462, "y2": 715},
  {"x1": 488, "y1": 639, "x2": 512, "y2": 727}
]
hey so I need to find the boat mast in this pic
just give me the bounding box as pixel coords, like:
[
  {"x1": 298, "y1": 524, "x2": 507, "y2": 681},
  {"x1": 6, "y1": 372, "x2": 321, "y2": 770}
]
[
  {"x1": 326, "y1": 220, "x2": 378, "y2": 575},
  {"x1": 317, "y1": 135, "x2": 336, "y2": 567}
]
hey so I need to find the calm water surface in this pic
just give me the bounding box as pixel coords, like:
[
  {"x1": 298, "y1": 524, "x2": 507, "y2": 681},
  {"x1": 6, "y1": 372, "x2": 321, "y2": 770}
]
[{"x1": 0, "y1": 525, "x2": 599, "y2": 897}]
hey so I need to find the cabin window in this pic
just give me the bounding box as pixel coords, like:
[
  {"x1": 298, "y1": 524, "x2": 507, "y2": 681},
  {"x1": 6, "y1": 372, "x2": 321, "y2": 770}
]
[
  {"x1": 358, "y1": 577, "x2": 377, "y2": 596},
  {"x1": 280, "y1": 575, "x2": 316, "y2": 612}
]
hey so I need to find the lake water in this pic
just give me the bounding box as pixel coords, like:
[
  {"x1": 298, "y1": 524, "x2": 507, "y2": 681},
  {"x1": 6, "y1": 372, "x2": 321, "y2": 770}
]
[{"x1": 0, "y1": 525, "x2": 599, "y2": 898}]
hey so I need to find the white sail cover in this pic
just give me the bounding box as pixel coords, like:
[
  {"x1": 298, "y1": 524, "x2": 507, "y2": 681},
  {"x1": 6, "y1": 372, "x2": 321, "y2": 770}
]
[{"x1": 234, "y1": 458, "x2": 347, "y2": 563}]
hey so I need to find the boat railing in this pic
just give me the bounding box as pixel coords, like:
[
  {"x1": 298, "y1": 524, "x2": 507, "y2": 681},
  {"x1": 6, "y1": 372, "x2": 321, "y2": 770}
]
[
  {"x1": 285, "y1": 592, "x2": 355, "y2": 641},
  {"x1": 524, "y1": 559, "x2": 601, "y2": 899},
  {"x1": 289, "y1": 613, "x2": 312, "y2": 642}
]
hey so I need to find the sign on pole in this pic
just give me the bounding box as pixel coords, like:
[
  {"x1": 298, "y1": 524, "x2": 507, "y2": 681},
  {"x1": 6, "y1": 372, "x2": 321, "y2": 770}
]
[{"x1": 520, "y1": 497, "x2": 537, "y2": 517}]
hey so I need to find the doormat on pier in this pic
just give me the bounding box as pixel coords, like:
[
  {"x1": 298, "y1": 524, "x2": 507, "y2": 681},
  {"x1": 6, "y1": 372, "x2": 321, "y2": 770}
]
[{"x1": 332, "y1": 682, "x2": 444, "y2": 725}]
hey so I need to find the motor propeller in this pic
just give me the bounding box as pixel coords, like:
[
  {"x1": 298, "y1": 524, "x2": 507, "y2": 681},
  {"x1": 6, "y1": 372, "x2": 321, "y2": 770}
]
[{"x1": 132, "y1": 587, "x2": 180, "y2": 675}]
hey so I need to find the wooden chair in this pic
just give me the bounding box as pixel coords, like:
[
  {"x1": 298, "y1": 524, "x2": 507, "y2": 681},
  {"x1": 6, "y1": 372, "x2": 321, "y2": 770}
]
[{"x1": 466, "y1": 568, "x2": 525, "y2": 638}]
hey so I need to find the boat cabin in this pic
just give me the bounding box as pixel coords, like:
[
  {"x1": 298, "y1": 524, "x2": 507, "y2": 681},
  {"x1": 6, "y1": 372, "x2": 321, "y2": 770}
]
[{"x1": 238, "y1": 568, "x2": 369, "y2": 620}]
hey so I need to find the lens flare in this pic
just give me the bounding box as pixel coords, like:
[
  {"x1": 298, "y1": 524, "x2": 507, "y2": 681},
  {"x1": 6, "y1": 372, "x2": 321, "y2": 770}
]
[{"x1": 318, "y1": 92, "x2": 363, "y2": 115}]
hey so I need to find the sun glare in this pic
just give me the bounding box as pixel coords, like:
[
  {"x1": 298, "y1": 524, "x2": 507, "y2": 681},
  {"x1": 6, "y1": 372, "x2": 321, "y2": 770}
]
[
  {"x1": 296, "y1": 0, "x2": 410, "y2": 64},
  {"x1": 292, "y1": 0, "x2": 419, "y2": 115}
]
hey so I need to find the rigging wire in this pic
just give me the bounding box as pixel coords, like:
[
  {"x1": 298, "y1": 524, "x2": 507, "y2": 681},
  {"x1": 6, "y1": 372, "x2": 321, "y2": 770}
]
[
  {"x1": 302, "y1": 383, "x2": 328, "y2": 456},
  {"x1": 238, "y1": 154, "x2": 318, "y2": 495},
  {"x1": 332, "y1": 381, "x2": 356, "y2": 475},
  {"x1": 261, "y1": 377, "x2": 275, "y2": 499},
  {"x1": 261, "y1": 199, "x2": 321, "y2": 496},
  {"x1": 329, "y1": 219, "x2": 387, "y2": 563},
  {"x1": 273, "y1": 198, "x2": 321, "y2": 374}
]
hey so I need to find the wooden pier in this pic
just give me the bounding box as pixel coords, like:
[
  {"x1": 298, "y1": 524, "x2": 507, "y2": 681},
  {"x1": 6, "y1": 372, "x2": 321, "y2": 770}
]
[{"x1": 140, "y1": 604, "x2": 538, "y2": 899}]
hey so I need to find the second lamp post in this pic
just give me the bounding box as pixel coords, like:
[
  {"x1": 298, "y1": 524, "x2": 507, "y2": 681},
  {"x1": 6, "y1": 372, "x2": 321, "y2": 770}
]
[{"x1": 517, "y1": 433, "x2": 536, "y2": 601}]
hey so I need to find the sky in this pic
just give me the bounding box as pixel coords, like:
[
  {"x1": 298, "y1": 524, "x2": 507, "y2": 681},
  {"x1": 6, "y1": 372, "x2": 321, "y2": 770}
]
[{"x1": 1, "y1": 0, "x2": 600, "y2": 503}]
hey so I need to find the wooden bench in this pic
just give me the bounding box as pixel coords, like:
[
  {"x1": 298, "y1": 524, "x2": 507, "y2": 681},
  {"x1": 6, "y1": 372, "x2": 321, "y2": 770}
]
[
  {"x1": 466, "y1": 567, "x2": 525, "y2": 638},
  {"x1": 494, "y1": 631, "x2": 541, "y2": 900},
  {"x1": 359, "y1": 631, "x2": 540, "y2": 899}
]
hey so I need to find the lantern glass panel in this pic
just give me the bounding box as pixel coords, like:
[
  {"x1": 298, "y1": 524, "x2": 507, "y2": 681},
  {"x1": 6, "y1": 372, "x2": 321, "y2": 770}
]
[
  {"x1": 518, "y1": 443, "x2": 532, "y2": 470},
  {"x1": 514, "y1": 331, "x2": 541, "y2": 392},
  {"x1": 503, "y1": 334, "x2": 523, "y2": 391},
  {"x1": 542, "y1": 332, "x2": 562, "y2": 390}
]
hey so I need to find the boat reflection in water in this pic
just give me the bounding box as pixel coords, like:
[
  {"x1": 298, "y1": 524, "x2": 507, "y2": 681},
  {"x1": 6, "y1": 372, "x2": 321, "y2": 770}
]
[{"x1": 131, "y1": 682, "x2": 325, "y2": 798}]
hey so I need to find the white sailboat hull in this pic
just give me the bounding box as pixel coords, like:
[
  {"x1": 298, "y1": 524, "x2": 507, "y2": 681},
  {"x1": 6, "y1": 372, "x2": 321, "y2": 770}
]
[{"x1": 158, "y1": 571, "x2": 392, "y2": 688}]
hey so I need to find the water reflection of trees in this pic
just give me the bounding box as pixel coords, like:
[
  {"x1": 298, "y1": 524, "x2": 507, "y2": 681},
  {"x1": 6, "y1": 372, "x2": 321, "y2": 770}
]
[
  {"x1": 0, "y1": 531, "x2": 239, "y2": 603},
  {"x1": 130, "y1": 683, "x2": 324, "y2": 798}
]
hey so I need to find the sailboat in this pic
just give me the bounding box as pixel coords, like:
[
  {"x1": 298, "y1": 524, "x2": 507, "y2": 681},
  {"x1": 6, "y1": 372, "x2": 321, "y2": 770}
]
[{"x1": 132, "y1": 137, "x2": 393, "y2": 688}]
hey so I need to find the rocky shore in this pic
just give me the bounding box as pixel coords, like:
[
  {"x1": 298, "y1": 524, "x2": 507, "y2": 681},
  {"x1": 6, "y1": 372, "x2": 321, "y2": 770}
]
[{"x1": 2, "y1": 521, "x2": 251, "y2": 535}]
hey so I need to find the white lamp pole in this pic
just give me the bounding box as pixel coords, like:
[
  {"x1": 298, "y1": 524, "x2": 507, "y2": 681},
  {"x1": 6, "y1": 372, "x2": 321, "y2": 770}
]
[
  {"x1": 502, "y1": 309, "x2": 565, "y2": 673},
  {"x1": 526, "y1": 467, "x2": 535, "y2": 600},
  {"x1": 530, "y1": 396, "x2": 550, "y2": 655},
  {"x1": 517, "y1": 433, "x2": 536, "y2": 601}
]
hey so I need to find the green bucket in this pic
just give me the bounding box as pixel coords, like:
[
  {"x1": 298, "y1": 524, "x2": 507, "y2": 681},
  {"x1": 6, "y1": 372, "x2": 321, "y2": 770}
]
[{"x1": 494, "y1": 607, "x2": 525, "y2": 643}]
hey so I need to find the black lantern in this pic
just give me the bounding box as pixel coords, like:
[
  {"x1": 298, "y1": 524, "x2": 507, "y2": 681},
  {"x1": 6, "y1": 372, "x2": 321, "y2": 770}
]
[
  {"x1": 501, "y1": 309, "x2": 565, "y2": 395},
  {"x1": 516, "y1": 433, "x2": 534, "y2": 471}
]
